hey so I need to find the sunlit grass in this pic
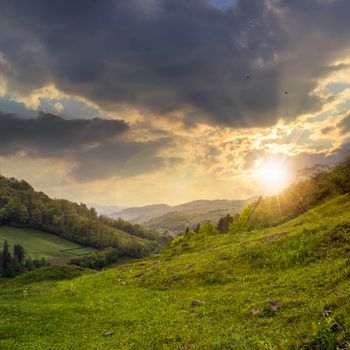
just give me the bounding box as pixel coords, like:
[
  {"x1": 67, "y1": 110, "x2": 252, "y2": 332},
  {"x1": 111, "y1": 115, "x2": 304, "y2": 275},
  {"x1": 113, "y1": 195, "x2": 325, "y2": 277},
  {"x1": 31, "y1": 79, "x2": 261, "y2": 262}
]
[{"x1": 0, "y1": 195, "x2": 350, "y2": 349}]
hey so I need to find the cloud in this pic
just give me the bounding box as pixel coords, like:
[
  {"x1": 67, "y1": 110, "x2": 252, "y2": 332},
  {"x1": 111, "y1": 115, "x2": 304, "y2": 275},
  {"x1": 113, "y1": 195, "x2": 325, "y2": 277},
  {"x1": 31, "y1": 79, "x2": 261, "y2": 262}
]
[
  {"x1": 0, "y1": 96, "x2": 37, "y2": 118},
  {"x1": 339, "y1": 114, "x2": 350, "y2": 134},
  {"x1": 0, "y1": 112, "x2": 180, "y2": 181},
  {"x1": 211, "y1": 0, "x2": 237, "y2": 10},
  {"x1": 0, "y1": 0, "x2": 350, "y2": 127},
  {"x1": 1, "y1": 0, "x2": 350, "y2": 205},
  {"x1": 70, "y1": 139, "x2": 183, "y2": 182},
  {"x1": 0, "y1": 112, "x2": 128, "y2": 155}
]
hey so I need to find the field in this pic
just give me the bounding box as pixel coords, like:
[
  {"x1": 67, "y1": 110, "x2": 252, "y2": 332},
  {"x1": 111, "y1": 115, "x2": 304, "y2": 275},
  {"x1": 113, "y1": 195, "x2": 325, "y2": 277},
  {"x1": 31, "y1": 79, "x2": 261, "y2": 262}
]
[
  {"x1": 0, "y1": 195, "x2": 350, "y2": 349},
  {"x1": 0, "y1": 226, "x2": 95, "y2": 262}
]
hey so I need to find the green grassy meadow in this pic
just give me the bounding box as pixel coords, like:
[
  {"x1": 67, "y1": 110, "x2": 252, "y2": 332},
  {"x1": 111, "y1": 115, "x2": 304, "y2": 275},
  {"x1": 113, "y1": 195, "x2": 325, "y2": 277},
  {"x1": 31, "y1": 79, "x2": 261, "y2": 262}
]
[
  {"x1": 0, "y1": 226, "x2": 95, "y2": 262},
  {"x1": 0, "y1": 195, "x2": 350, "y2": 349}
]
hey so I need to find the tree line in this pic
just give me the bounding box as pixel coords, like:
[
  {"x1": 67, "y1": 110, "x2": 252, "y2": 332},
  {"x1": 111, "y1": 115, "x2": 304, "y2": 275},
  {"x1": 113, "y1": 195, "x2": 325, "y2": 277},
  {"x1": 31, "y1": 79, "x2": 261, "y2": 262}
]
[
  {"x1": 0, "y1": 175, "x2": 163, "y2": 258},
  {"x1": 99, "y1": 216, "x2": 171, "y2": 244},
  {"x1": 69, "y1": 247, "x2": 120, "y2": 270},
  {"x1": 0, "y1": 240, "x2": 47, "y2": 278}
]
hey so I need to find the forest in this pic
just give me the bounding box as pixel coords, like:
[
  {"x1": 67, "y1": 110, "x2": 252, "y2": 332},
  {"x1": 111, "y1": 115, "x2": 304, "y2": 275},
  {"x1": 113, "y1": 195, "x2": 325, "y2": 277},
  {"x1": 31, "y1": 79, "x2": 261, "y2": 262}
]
[{"x1": 0, "y1": 175, "x2": 164, "y2": 258}]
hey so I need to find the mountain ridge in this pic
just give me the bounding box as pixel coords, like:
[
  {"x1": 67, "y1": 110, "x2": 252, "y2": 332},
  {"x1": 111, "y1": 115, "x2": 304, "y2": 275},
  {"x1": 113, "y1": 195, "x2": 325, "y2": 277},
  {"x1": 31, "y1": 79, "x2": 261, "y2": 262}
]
[{"x1": 110, "y1": 198, "x2": 254, "y2": 233}]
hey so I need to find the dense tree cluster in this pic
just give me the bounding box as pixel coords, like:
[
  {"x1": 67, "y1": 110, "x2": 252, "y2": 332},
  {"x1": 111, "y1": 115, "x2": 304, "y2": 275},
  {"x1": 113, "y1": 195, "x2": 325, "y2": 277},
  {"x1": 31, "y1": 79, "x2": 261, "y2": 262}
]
[
  {"x1": 99, "y1": 216, "x2": 171, "y2": 244},
  {"x1": 69, "y1": 248, "x2": 119, "y2": 270},
  {"x1": 217, "y1": 214, "x2": 234, "y2": 234},
  {"x1": 0, "y1": 175, "x2": 162, "y2": 258},
  {"x1": 0, "y1": 240, "x2": 47, "y2": 278}
]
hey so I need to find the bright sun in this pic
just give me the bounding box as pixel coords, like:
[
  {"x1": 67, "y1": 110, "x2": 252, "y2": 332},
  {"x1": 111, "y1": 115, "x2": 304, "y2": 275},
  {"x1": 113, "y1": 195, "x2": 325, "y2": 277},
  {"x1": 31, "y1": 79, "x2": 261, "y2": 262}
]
[{"x1": 257, "y1": 159, "x2": 289, "y2": 194}]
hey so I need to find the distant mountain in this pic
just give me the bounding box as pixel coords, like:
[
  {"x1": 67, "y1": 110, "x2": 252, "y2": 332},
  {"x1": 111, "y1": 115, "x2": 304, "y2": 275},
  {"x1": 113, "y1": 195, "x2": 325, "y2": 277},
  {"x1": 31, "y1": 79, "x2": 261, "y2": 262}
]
[
  {"x1": 88, "y1": 204, "x2": 126, "y2": 216},
  {"x1": 110, "y1": 199, "x2": 252, "y2": 234},
  {"x1": 110, "y1": 204, "x2": 171, "y2": 223},
  {"x1": 173, "y1": 199, "x2": 246, "y2": 211}
]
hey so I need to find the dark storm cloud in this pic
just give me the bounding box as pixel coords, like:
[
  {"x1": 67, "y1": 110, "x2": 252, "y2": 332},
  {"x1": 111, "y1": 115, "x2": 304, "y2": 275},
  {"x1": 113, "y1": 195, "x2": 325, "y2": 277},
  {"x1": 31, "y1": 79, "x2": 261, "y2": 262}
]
[
  {"x1": 0, "y1": 0, "x2": 350, "y2": 127},
  {"x1": 71, "y1": 140, "x2": 182, "y2": 181},
  {"x1": 0, "y1": 112, "x2": 128, "y2": 156},
  {"x1": 0, "y1": 112, "x2": 178, "y2": 181}
]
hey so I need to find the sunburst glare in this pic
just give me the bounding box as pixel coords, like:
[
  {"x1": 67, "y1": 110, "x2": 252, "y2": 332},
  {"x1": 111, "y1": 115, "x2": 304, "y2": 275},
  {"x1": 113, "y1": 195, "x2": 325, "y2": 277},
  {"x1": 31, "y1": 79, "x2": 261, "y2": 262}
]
[{"x1": 257, "y1": 158, "x2": 291, "y2": 195}]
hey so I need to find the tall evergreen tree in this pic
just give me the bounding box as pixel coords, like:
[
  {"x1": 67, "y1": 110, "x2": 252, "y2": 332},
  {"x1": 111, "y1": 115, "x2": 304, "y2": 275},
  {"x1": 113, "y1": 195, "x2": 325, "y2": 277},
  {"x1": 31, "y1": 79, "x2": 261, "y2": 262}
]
[
  {"x1": 14, "y1": 244, "x2": 25, "y2": 264},
  {"x1": 1, "y1": 240, "x2": 12, "y2": 270},
  {"x1": 1, "y1": 240, "x2": 14, "y2": 277},
  {"x1": 217, "y1": 214, "x2": 234, "y2": 234}
]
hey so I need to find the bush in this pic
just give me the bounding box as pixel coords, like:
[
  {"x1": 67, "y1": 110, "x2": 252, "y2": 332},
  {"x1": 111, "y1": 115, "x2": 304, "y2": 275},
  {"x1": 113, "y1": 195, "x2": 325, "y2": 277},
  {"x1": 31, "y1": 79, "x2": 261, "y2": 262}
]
[
  {"x1": 0, "y1": 241, "x2": 48, "y2": 278},
  {"x1": 69, "y1": 247, "x2": 119, "y2": 270}
]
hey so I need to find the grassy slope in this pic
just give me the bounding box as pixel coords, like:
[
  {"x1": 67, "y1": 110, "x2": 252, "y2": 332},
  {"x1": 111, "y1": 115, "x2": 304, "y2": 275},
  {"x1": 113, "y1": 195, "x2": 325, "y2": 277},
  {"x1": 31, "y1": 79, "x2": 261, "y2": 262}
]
[
  {"x1": 1, "y1": 195, "x2": 350, "y2": 349},
  {"x1": 0, "y1": 224, "x2": 158, "y2": 259},
  {"x1": 0, "y1": 226, "x2": 95, "y2": 261},
  {"x1": 100, "y1": 226, "x2": 155, "y2": 248}
]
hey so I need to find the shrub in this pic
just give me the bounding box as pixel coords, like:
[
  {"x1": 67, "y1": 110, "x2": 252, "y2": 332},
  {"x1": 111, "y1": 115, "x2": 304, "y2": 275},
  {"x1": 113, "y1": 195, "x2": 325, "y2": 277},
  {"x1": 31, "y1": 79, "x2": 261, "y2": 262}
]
[{"x1": 69, "y1": 247, "x2": 119, "y2": 270}]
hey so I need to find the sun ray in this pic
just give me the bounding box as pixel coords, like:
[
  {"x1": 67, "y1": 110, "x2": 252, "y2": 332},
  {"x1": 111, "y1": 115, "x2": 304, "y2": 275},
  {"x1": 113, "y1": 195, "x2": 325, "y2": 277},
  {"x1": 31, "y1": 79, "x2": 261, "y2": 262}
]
[{"x1": 257, "y1": 158, "x2": 290, "y2": 195}]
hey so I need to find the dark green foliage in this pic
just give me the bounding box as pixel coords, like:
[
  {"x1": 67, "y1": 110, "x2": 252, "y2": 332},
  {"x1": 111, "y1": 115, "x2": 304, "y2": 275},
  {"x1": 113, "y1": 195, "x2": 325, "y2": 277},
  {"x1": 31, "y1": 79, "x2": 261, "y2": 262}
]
[
  {"x1": 14, "y1": 244, "x2": 25, "y2": 264},
  {"x1": 0, "y1": 241, "x2": 47, "y2": 278},
  {"x1": 0, "y1": 175, "x2": 161, "y2": 258},
  {"x1": 309, "y1": 326, "x2": 336, "y2": 350},
  {"x1": 301, "y1": 313, "x2": 347, "y2": 350},
  {"x1": 2, "y1": 197, "x2": 29, "y2": 226},
  {"x1": 69, "y1": 247, "x2": 119, "y2": 269},
  {"x1": 0, "y1": 240, "x2": 13, "y2": 277},
  {"x1": 99, "y1": 216, "x2": 170, "y2": 244},
  {"x1": 329, "y1": 154, "x2": 350, "y2": 194},
  {"x1": 217, "y1": 214, "x2": 233, "y2": 233}
]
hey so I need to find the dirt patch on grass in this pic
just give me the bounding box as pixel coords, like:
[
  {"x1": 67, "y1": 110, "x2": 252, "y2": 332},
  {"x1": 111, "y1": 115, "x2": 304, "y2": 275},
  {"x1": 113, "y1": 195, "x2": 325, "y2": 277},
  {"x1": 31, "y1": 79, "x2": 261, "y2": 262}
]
[{"x1": 47, "y1": 258, "x2": 67, "y2": 266}]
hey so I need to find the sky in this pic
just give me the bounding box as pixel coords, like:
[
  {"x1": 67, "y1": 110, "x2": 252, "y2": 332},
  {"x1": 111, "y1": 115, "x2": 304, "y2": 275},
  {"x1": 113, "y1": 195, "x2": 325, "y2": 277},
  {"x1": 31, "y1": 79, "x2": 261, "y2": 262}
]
[{"x1": 1, "y1": 0, "x2": 350, "y2": 206}]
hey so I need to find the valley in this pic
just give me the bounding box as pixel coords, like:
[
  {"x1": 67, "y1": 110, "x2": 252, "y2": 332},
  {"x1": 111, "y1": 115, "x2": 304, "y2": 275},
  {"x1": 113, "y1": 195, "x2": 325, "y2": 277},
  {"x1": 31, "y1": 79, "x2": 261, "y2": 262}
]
[
  {"x1": 1, "y1": 2, "x2": 349, "y2": 348},
  {"x1": 1, "y1": 194, "x2": 349, "y2": 348},
  {"x1": 111, "y1": 199, "x2": 249, "y2": 234}
]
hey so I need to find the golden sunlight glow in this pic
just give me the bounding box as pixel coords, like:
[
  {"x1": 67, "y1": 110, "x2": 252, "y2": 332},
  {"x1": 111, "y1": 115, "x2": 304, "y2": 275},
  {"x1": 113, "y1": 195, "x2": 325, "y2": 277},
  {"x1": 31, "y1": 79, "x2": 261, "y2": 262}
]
[{"x1": 257, "y1": 159, "x2": 290, "y2": 194}]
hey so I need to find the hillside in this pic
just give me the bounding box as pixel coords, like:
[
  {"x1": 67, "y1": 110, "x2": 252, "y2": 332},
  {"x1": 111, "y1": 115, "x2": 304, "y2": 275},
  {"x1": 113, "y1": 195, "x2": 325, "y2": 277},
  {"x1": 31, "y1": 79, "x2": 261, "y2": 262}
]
[
  {"x1": 111, "y1": 199, "x2": 248, "y2": 233},
  {"x1": 0, "y1": 226, "x2": 95, "y2": 263},
  {"x1": 0, "y1": 175, "x2": 162, "y2": 259},
  {"x1": 1, "y1": 194, "x2": 349, "y2": 349},
  {"x1": 87, "y1": 204, "x2": 126, "y2": 216},
  {"x1": 111, "y1": 204, "x2": 171, "y2": 222}
]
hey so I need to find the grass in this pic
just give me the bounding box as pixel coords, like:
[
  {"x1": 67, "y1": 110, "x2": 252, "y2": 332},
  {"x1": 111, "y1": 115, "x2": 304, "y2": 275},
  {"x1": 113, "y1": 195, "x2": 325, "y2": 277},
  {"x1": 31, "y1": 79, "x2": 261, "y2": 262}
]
[
  {"x1": 0, "y1": 226, "x2": 95, "y2": 262},
  {"x1": 0, "y1": 195, "x2": 350, "y2": 349}
]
